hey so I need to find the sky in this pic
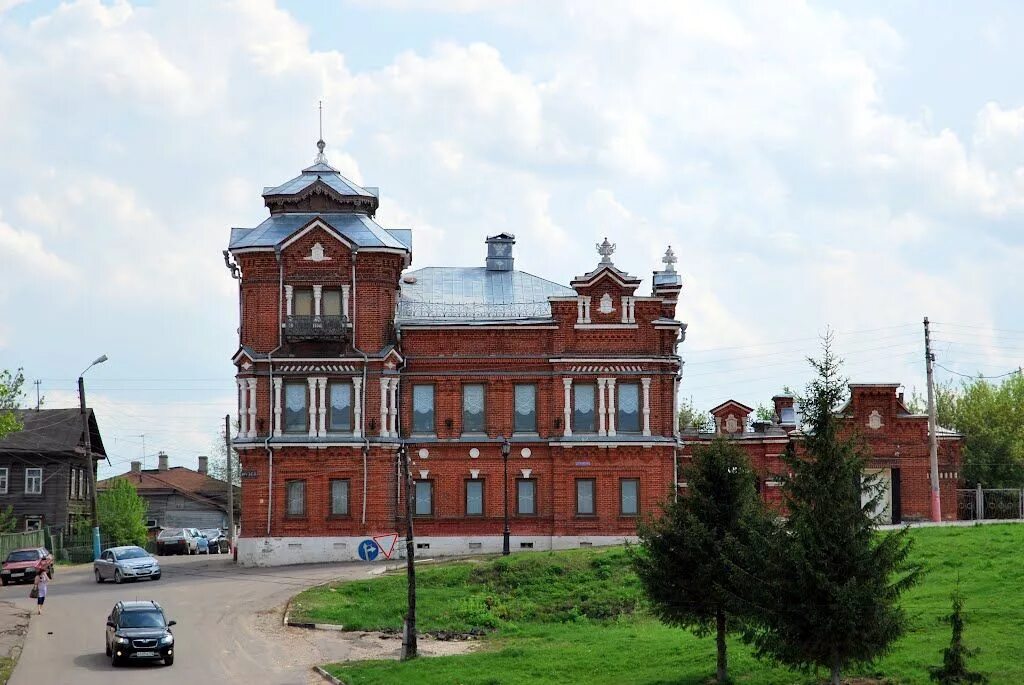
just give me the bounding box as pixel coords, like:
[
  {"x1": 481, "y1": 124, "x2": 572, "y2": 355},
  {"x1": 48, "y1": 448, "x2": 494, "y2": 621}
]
[{"x1": 1, "y1": 0, "x2": 1022, "y2": 478}]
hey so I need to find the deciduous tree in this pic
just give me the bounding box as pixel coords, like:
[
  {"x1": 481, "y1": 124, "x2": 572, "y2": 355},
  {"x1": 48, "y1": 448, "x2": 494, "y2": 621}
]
[
  {"x1": 97, "y1": 479, "x2": 149, "y2": 546},
  {"x1": 0, "y1": 367, "x2": 26, "y2": 440}
]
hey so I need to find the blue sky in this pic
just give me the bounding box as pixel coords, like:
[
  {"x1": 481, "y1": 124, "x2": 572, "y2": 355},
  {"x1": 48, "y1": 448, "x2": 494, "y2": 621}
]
[{"x1": 1, "y1": 0, "x2": 1021, "y2": 477}]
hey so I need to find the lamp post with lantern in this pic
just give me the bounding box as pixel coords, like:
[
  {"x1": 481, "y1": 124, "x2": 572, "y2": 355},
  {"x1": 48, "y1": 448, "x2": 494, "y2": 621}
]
[{"x1": 501, "y1": 436, "x2": 511, "y2": 556}]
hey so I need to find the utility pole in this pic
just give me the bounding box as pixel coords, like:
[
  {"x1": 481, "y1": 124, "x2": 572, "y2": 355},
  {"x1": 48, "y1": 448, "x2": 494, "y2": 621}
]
[
  {"x1": 224, "y1": 414, "x2": 235, "y2": 555},
  {"x1": 401, "y1": 442, "x2": 418, "y2": 660},
  {"x1": 33, "y1": 380, "x2": 41, "y2": 410},
  {"x1": 924, "y1": 317, "x2": 941, "y2": 522},
  {"x1": 79, "y1": 376, "x2": 101, "y2": 559}
]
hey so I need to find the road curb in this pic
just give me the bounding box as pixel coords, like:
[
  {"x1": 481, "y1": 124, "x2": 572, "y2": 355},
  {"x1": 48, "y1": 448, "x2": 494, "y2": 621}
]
[{"x1": 312, "y1": 666, "x2": 346, "y2": 685}]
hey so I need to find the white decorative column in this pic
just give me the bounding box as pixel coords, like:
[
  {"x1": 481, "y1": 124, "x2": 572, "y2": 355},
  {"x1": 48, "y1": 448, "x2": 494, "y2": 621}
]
[
  {"x1": 316, "y1": 377, "x2": 327, "y2": 437},
  {"x1": 628, "y1": 298, "x2": 636, "y2": 323},
  {"x1": 341, "y1": 284, "x2": 351, "y2": 319},
  {"x1": 583, "y1": 296, "x2": 591, "y2": 322},
  {"x1": 352, "y1": 376, "x2": 363, "y2": 438},
  {"x1": 246, "y1": 378, "x2": 257, "y2": 438},
  {"x1": 272, "y1": 378, "x2": 282, "y2": 436},
  {"x1": 313, "y1": 285, "x2": 323, "y2": 316},
  {"x1": 621, "y1": 296, "x2": 629, "y2": 323},
  {"x1": 380, "y1": 378, "x2": 390, "y2": 437},
  {"x1": 607, "y1": 378, "x2": 617, "y2": 437},
  {"x1": 388, "y1": 378, "x2": 399, "y2": 437},
  {"x1": 597, "y1": 378, "x2": 607, "y2": 436},
  {"x1": 284, "y1": 285, "x2": 294, "y2": 316},
  {"x1": 641, "y1": 377, "x2": 652, "y2": 437},
  {"x1": 307, "y1": 378, "x2": 318, "y2": 437},
  {"x1": 237, "y1": 380, "x2": 248, "y2": 437},
  {"x1": 562, "y1": 378, "x2": 573, "y2": 437}
]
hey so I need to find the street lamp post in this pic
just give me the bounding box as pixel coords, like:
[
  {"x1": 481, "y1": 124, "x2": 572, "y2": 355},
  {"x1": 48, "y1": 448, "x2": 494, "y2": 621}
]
[
  {"x1": 79, "y1": 354, "x2": 108, "y2": 561},
  {"x1": 501, "y1": 436, "x2": 511, "y2": 556},
  {"x1": 400, "y1": 442, "x2": 418, "y2": 660}
]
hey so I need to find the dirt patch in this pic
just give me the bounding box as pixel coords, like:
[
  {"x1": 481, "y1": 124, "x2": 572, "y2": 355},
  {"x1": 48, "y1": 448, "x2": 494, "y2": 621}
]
[{"x1": 0, "y1": 600, "x2": 31, "y2": 684}]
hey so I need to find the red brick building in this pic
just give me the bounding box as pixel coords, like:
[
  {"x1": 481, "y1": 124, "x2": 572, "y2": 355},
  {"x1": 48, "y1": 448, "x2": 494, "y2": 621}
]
[
  {"x1": 681, "y1": 388, "x2": 963, "y2": 523},
  {"x1": 225, "y1": 143, "x2": 685, "y2": 565}
]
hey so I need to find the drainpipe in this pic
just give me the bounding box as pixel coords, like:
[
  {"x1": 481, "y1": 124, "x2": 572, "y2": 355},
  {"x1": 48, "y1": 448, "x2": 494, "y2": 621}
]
[
  {"x1": 264, "y1": 246, "x2": 285, "y2": 536},
  {"x1": 351, "y1": 253, "x2": 371, "y2": 525}
]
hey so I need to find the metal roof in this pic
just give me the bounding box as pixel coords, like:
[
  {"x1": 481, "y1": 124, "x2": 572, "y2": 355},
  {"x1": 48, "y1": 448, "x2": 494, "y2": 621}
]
[
  {"x1": 397, "y1": 266, "x2": 574, "y2": 322},
  {"x1": 229, "y1": 213, "x2": 408, "y2": 251},
  {"x1": 0, "y1": 408, "x2": 105, "y2": 456},
  {"x1": 262, "y1": 163, "x2": 376, "y2": 199}
]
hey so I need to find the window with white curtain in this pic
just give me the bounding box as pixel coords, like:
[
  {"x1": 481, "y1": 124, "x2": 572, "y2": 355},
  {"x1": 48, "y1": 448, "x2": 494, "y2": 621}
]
[
  {"x1": 284, "y1": 382, "x2": 307, "y2": 433},
  {"x1": 412, "y1": 385, "x2": 435, "y2": 434},
  {"x1": 573, "y1": 384, "x2": 596, "y2": 433},
  {"x1": 414, "y1": 481, "x2": 433, "y2": 516},
  {"x1": 617, "y1": 383, "x2": 640, "y2": 433},
  {"x1": 330, "y1": 479, "x2": 350, "y2": 516},
  {"x1": 465, "y1": 480, "x2": 484, "y2": 516},
  {"x1": 25, "y1": 468, "x2": 42, "y2": 495},
  {"x1": 0, "y1": 467, "x2": 8, "y2": 494},
  {"x1": 286, "y1": 480, "x2": 306, "y2": 516},
  {"x1": 328, "y1": 382, "x2": 353, "y2": 432},
  {"x1": 620, "y1": 479, "x2": 639, "y2": 516},
  {"x1": 514, "y1": 384, "x2": 537, "y2": 433},
  {"x1": 462, "y1": 384, "x2": 485, "y2": 433}
]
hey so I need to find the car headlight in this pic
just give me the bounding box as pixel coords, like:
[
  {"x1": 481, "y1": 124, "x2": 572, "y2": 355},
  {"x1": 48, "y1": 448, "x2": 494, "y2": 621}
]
[
  {"x1": 115, "y1": 636, "x2": 130, "y2": 644},
  {"x1": 159, "y1": 635, "x2": 174, "y2": 645}
]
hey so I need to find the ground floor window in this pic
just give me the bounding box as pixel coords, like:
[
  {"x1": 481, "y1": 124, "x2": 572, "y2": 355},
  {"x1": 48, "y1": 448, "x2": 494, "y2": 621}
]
[
  {"x1": 576, "y1": 478, "x2": 596, "y2": 516},
  {"x1": 24, "y1": 516, "x2": 42, "y2": 531},
  {"x1": 465, "y1": 480, "x2": 484, "y2": 516},
  {"x1": 414, "y1": 481, "x2": 434, "y2": 517},
  {"x1": 330, "y1": 479, "x2": 350, "y2": 516},
  {"x1": 517, "y1": 479, "x2": 537, "y2": 515},
  {"x1": 620, "y1": 478, "x2": 639, "y2": 516},
  {"x1": 285, "y1": 480, "x2": 306, "y2": 517}
]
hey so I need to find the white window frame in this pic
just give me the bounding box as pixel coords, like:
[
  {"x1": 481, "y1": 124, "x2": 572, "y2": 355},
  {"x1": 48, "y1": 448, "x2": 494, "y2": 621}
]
[
  {"x1": 70, "y1": 467, "x2": 77, "y2": 500},
  {"x1": 25, "y1": 516, "x2": 42, "y2": 531},
  {"x1": 0, "y1": 466, "x2": 8, "y2": 494},
  {"x1": 25, "y1": 467, "x2": 42, "y2": 495}
]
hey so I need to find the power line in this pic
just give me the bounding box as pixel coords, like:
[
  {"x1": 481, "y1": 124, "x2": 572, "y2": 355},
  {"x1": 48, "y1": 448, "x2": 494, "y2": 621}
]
[{"x1": 934, "y1": 362, "x2": 1021, "y2": 380}]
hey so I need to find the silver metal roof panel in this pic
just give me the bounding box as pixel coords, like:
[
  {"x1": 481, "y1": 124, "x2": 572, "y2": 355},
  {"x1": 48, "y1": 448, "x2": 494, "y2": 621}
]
[{"x1": 228, "y1": 213, "x2": 408, "y2": 250}]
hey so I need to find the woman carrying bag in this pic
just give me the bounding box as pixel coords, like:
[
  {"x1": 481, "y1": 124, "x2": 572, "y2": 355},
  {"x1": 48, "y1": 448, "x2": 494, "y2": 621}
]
[{"x1": 31, "y1": 569, "x2": 48, "y2": 615}]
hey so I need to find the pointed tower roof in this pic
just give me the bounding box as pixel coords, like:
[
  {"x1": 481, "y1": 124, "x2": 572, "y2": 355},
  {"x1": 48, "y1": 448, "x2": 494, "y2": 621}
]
[{"x1": 262, "y1": 139, "x2": 380, "y2": 215}]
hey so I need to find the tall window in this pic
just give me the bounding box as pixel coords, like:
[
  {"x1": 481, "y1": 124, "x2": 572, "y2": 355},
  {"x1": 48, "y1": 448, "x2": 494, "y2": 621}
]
[
  {"x1": 412, "y1": 385, "x2": 435, "y2": 434},
  {"x1": 322, "y1": 288, "x2": 342, "y2": 317},
  {"x1": 70, "y1": 468, "x2": 76, "y2": 500},
  {"x1": 25, "y1": 467, "x2": 42, "y2": 495},
  {"x1": 573, "y1": 384, "x2": 597, "y2": 433},
  {"x1": 285, "y1": 480, "x2": 306, "y2": 517},
  {"x1": 0, "y1": 467, "x2": 8, "y2": 494},
  {"x1": 465, "y1": 480, "x2": 484, "y2": 516},
  {"x1": 284, "y1": 382, "x2": 308, "y2": 433},
  {"x1": 517, "y1": 479, "x2": 537, "y2": 515},
  {"x1": 617, "y1": 383, "x2": 640, "y2": 433},
  {"x1": 462, "y1": 384, "x2": 485, "y2": 433},
  {"x1": 293, "y1": 288, "x2": 314, "y2": 316},
  {"x1": 514, "y1": 384, "x2": 537, "y2": 433},
  {"x1": 330, "y1": 479, "x2": 350, "y2": 516},
  {"x1": 78, "y1": 468, "x2": 85, "y2": 499},
  {"x1": 328, "y1": 382, "x2": 353, "y2": 432},
  {"x1": 576, "y1": 478, "x2": 596, "y2": 516},
  {"x1": 414, "y1": 481, "x2": 434, "y2": 516},
  {"x1": 620, "y1": 479, "x2": 639, "y2": 516}
]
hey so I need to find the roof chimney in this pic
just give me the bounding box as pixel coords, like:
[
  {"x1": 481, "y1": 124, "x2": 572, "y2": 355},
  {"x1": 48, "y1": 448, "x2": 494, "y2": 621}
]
[
  {"x1": 485, "y1": 233, "x2": 515, "y2": 271},
  {"x1": 772, "y1": 395, "x2": 797, "y2": 428},
  {"x1": 130, "y1": 461, "x2": 141, "y2": 474},
  {"x1": 157, "y1": 451, "x2": 169, "y2": 471},
  {"x1": 198, "y1": 455, "x2": 208, "y2": 475}
]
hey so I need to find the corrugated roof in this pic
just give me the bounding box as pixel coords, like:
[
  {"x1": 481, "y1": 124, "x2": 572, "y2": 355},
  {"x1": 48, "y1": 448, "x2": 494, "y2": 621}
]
[
  {"x1": 262, "y1": 163, "x2": 375, "y2": 199},
  {"x1": 229, "y1": 213, "x2": 409, "y2": 250},
  {"x1": 397, "y1": 266, "x2": 574, "y2": 322},
  {"x1": 0, "y1": 408, "x2": 105, "y2": 456}
]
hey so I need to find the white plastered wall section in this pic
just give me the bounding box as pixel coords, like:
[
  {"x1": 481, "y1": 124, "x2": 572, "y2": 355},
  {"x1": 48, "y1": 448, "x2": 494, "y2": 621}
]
[{"x1": 236, "y1": 535, "x2": 637, "y2": 567}]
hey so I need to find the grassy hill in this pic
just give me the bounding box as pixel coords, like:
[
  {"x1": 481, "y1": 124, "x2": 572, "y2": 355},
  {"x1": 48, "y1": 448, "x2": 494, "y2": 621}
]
[{"x1": 290, "y1": 524, "x2": 1024, "y2": 684}]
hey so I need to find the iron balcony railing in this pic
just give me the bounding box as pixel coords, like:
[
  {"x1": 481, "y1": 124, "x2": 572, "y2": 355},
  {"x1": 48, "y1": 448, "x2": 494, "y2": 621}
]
[
  {"x1": 284, "y1": 315, "x2": 350, "y2": 341},
  {"x1": 397, "y1": 300, "x2": 553, "y2": 320}
]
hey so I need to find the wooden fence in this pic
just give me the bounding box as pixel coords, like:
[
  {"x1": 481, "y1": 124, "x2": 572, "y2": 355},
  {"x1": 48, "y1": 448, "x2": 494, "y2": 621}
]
[{"x1": 0, "y1": 529, "x2": 46, "y2": 559}]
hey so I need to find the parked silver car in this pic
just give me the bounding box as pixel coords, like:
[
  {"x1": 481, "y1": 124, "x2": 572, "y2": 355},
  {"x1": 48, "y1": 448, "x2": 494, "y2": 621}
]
[{"x1": 94, "y1": 546, "x2": 161, "y2": 584}]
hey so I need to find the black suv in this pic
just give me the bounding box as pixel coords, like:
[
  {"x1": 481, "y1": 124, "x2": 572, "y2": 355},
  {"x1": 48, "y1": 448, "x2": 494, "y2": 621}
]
[{"x1": 105, "y1": 600, "x2": 176, "y2": 667}]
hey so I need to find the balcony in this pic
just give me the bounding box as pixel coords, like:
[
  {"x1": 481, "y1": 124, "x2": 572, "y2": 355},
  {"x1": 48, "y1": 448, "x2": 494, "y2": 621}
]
[{"x1": 284, "y1": 315, "x2": 350, "y2": 342}]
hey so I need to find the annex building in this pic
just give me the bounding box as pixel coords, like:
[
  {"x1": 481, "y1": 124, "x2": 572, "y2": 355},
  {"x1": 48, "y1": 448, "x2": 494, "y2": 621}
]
[{"x1": 225, "y1": 140, "x2": 961, "y2": 566}]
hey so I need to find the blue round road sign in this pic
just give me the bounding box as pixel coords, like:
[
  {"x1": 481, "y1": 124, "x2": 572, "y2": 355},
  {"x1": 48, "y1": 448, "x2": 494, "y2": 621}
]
[{"x1": 357, "y1": 539, "x2": 380, "y2": 561}]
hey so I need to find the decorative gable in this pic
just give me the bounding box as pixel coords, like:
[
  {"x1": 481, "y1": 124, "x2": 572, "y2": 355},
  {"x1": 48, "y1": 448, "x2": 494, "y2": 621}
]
[{"x1": 710, "y1": 400, "x2": 754, "y2": 435}]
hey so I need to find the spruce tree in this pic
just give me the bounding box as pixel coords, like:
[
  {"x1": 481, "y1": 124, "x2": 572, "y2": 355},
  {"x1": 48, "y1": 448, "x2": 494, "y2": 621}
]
[
  {"x1": 744, "y1": 335, "x2": 921, "y2": 685},
  {"x1": 929, "y1": 581, "x2": 987, "y2": 684},
  {"x1": 631, "y1": 437, "x2": 764, "y2": 684}
]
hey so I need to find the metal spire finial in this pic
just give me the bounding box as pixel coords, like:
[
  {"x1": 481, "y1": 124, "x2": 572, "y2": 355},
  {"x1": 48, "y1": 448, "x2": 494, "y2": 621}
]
[
  {"x1": 662, "y1": 245, "x2": 677, "y2": 272},
  {"x1": 596, "y1": 237, "x2": 616, "y2": 265},
  {"x1": 315, "y1": 100, "x2": 328, "y2": 164}
]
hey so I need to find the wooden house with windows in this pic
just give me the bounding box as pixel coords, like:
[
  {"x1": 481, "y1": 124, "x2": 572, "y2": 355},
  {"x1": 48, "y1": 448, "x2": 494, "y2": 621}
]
[
  {"x1": 0, "y1": 408, "x2": 105, "y2": 532},
  {"x1": 225, "y1": 139, "x2": 685, "y2": 566}
]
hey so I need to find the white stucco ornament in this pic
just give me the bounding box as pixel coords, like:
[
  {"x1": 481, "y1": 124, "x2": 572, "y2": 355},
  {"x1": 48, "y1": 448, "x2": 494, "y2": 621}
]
[
  {"x1": 304, "y1": 242, "x2": 331, "y2": 262},
  {"x1": 868, "y1": 410, "x2": 883, "y2": 430},
  {"x1": 599, "y1": 293, "x2": 614, "y2": 314},
  {"x1": 419, "y1": 469, "x2": 429, "y2": 479},
  {"x1": 520, "y1": 448, "x2": 531, "y2": 458},
  {"x1": 470, "y1": 469, "x2": 480, "y2": 479},
  {"x1": 418, "y1": 448, "x2": 429, "y2": 459},
  {"x1": 521, "y1": 468, "x2": 532, "y2": 479},
  {"x1": 469, "y1": 447, "x2": 480, "y2": 459},
  {"x1": 725, "y1": 414, "x2": 739, "y2": 433}
]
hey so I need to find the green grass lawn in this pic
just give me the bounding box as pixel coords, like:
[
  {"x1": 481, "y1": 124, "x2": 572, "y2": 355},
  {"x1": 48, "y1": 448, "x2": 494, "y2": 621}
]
[{"x1": 294, "y1": 524, "x2": 1024, "y2": 685}]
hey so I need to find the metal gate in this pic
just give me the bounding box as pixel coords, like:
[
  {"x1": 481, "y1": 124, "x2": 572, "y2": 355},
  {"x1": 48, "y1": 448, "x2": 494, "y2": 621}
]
[{"x1": 957, "y1": 486, "x2": 1024, "y2": 520}]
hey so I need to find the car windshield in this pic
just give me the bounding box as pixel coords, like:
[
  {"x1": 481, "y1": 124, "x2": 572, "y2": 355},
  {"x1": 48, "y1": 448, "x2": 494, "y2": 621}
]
[
  {"x1": 119, "y1": 610, "x2": 166, "y2": 629},
  {"x1": 158, "y1": 529, "x2": 182, "y2": 539},
  {"x1": 114, "y1": 548, "x2": 149, "y2": 560},
  {"x1": 6, "y1": 550, "x2": 40, "y2": 563},
  {"x1": 202, "y1": 529, "x2": 219, "y2": 537}
]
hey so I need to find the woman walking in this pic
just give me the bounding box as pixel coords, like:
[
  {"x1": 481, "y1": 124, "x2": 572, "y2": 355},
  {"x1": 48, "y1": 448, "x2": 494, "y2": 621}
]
[{"x1": 32, "y1": 568, "x2": 48, "y2": 615}]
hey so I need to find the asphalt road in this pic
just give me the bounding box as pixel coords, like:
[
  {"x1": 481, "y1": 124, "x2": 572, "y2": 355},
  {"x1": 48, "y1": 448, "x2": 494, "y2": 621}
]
[{"x1": 1, "y1": 552, "x2": 387, "y2": 685}]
